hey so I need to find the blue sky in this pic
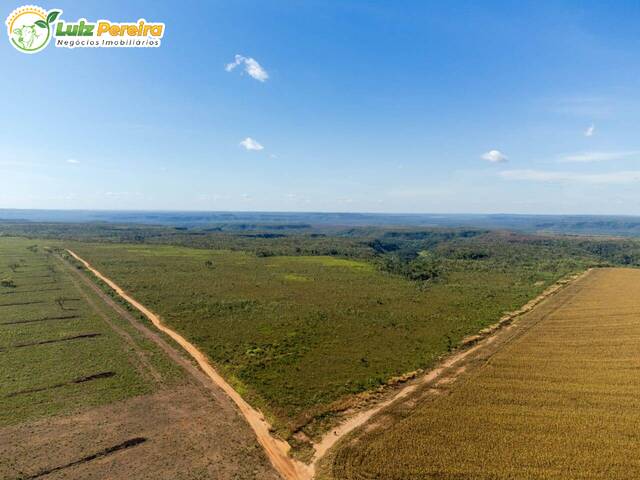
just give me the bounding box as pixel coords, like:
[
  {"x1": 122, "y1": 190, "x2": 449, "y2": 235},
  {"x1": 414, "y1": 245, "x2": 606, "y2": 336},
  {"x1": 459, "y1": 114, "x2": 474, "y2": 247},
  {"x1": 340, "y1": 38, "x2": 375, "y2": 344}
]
[{"x1": 2, "y1": 0, "x2": 640, "y2": 214}]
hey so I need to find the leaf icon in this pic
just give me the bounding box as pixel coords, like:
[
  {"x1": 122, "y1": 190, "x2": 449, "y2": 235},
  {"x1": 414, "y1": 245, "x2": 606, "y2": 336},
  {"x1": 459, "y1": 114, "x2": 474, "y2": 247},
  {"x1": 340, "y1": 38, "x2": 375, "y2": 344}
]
[
  {"x1": 46, "y1": 11, "x2": 60, "y2": 24},
  {"x1": 35, "y1": 20, "x2": 47, "y2": 28}
]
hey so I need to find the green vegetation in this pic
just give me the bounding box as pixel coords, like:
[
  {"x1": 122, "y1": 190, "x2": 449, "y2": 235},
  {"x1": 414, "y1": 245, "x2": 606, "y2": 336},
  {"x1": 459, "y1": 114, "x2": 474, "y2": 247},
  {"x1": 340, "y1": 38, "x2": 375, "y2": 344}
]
[
  {"x1": 321, "y1": 268, "x2": 640, "y2": 479},
  {"x1": 5, "y1": 222, "x2": 640, "y2": 451},
  {"x1": 0, "y1": 237, "x2": 182, "y2": 426},
  {"x1": 67, "y1": 228, "x2": 612, "y2": 444}
]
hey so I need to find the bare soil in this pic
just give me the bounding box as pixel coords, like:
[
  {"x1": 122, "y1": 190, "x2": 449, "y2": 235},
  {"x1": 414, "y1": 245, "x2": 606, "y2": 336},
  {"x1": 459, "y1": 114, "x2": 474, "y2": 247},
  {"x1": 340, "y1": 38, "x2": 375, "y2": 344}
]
[{"x1": 0, "y1": 385, "x2": 280, "y2": 480}]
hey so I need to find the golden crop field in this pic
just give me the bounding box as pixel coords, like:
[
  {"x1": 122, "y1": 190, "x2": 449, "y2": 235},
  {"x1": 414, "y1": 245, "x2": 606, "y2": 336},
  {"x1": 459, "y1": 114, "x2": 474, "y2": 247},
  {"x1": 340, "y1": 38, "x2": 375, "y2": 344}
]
[{"x1": 322, "y1": 268, "x2": 640, "y2": 479}]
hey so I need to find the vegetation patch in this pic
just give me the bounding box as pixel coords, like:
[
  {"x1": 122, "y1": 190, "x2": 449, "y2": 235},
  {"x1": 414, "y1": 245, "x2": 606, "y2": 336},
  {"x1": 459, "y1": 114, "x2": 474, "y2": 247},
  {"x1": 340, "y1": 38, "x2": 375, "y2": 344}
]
[{"x1": 283, "y1": 273, "x2": 311, "y2": 282}]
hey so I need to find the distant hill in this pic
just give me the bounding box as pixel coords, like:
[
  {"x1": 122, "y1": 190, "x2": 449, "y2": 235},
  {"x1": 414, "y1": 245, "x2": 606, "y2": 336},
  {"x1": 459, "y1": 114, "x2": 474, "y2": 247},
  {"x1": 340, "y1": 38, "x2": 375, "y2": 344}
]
[{"x1": 3, "y1": 209, "x2": 640, "y2": 237}]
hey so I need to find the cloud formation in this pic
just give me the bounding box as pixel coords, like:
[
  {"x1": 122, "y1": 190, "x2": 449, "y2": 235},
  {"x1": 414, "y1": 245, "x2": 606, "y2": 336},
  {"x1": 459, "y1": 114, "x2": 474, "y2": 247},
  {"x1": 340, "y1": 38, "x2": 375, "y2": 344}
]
[
  {"x1": 560, "y1": 151, "x2": 639, "y2": 163},
  {"x1": 500, "y1": 169, "x2": 640, "y2": 184},
  {"x1": 239, "y1": 137, "x2": 264, "y2": 151},
  {"x1": 225, "y1": 55, "x2": 269, "y2": 82},
  {"x1": 66, "y1": 159, "x2": 80, "y2": 164},
  {"x1": 481, "y1": 150, "x2": 508, "y2": 163},
  {"x1": 584, "y1": 124, "x2": 595, "y2": 137}
]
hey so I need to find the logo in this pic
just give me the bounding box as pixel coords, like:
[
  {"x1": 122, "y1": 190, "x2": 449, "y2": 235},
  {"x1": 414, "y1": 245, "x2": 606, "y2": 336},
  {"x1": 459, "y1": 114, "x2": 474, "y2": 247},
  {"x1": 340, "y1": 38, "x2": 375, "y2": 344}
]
[
  {"x1": 6, "y1": 5, "x2": 164, "y2": 54},
  {"x1": 6, "y1": 5, "x2": 59, "y2": 53}
]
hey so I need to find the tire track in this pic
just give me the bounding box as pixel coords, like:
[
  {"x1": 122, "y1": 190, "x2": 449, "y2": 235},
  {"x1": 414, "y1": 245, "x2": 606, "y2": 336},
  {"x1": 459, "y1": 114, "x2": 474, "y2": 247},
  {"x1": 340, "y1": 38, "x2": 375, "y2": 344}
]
[{"x1": 58, "y1": 255, "x2": 163, "y2": 385}]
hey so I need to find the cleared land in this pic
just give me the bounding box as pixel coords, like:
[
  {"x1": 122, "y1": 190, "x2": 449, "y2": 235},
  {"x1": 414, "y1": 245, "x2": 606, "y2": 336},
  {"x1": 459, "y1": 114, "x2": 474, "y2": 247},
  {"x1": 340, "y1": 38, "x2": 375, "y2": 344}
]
[
  {"x1": 66, "y1": 241, "x2": 585, "y2": 451},
  {"x1": 320, "y1": 268, "x2": 640, "y2": 479},
  {"x1": 0, "y1": 238, "x2": 165, "y2": 425},
  {"x1": 0, "y1": 237, "x2": 279, "y2": 479}
]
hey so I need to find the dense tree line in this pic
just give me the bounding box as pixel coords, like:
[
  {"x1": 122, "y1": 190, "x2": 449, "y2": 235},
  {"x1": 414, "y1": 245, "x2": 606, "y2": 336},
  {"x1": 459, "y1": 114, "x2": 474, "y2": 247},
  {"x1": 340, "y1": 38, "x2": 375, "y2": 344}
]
[{"x1": 2, "y1": 222, "x2": 640, "y2": 283}]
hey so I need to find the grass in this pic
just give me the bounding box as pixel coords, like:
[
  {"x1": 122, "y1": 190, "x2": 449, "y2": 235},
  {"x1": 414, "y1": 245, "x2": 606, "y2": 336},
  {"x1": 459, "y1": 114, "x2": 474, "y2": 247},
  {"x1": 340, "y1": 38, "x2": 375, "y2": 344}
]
[
  {"x1": 0, "y1": 237, "x2": 183, "y2": 427},
  {"x1": 67, "y1": 240, "x2": 587, "y2": 442},
  {"x1": 320, "y1": 268, "x2": 640, "y2": 479}
]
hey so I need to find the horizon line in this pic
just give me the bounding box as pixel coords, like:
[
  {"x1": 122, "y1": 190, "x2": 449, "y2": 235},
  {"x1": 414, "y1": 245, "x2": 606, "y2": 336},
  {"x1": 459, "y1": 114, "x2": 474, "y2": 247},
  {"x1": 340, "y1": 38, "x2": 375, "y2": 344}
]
[{"x1": 1, "y1": 207, "x2": 640, "y2": 218}]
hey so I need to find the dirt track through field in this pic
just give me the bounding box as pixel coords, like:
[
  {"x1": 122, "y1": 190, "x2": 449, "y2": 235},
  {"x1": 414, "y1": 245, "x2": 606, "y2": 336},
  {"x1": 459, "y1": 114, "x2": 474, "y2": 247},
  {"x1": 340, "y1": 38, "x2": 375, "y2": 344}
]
[
  {"x1": 321, "y1": 267, "x2": 640, "y2": 479},
  {"x1": 66, "y1": 249, "x2": 312, "y2": 480},
  {"x1": 310, "y1": 269, "x2": 591, "y2": 465},
  {"x1": 59, "y1": 253, "x2": 236, "y2": 401},
  {"x1": 59, "y1": 256, "x2": 163, "y2": 384}
]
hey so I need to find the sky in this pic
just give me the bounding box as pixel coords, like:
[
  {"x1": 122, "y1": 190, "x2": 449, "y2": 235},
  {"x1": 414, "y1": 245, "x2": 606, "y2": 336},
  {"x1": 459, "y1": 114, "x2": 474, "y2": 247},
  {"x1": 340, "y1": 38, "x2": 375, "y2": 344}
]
[{"x1": 2, "y1": 0, "x2": 640, "y2": 214}]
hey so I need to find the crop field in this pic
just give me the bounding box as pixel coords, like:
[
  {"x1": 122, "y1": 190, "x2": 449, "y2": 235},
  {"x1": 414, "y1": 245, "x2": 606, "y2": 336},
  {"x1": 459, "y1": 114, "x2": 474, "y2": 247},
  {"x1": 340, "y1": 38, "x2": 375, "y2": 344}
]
[
  {"x1": 0, "y1": 237, "x2": 279, "y2": 479},
  {"x1": 320, "y1": 268, "x2": 640, "y2": 479},
  {"x1": 66, "y1": 240, "x2": 587, "y2": 446}
]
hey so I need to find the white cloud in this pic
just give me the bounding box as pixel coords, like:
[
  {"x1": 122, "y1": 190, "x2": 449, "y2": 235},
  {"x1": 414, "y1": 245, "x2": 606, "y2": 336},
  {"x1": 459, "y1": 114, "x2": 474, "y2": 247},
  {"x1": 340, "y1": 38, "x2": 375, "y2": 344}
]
[
  {"x1": 66, "y1": 158, "x2": 80, "y2": 164},
  {"x1": 584, "y1": 124, "x2": 595, "y2": 137},
  {"x1": 239, "y1": 137, "x2": 264, "y2": 151},
  {"x1": 225, "y1": 54, "x2": 269, "y2": 82},
  {"x1": 481, "y1": 150, "x2": 508, "y2": 163},
  {"x1": 559, "y1": 151, "x2": 639, "y2": 163},
  {"x1": 500, "y1": 169, "x2": 640, "y2": 184}
]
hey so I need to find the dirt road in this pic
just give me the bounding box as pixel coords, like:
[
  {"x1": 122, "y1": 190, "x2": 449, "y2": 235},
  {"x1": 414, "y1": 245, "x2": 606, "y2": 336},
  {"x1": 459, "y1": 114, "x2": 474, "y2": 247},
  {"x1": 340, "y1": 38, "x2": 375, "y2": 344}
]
[
  {"x1": 310, "y1": 269, "x2": 591, "y2": 465},
  {"x1": 66, "y1": 249, "x2": 312, "y2": 480},
  {"x1": 319, "y1": 268, "x2": 640, "y2": 479}
]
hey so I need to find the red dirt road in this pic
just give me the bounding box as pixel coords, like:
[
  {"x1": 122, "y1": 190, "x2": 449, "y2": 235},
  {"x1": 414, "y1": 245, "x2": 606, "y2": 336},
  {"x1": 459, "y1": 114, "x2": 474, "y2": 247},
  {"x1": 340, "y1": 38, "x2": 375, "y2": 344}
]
[{"x1": 66, "y1": 249, "x2": 312, "y2": 480}]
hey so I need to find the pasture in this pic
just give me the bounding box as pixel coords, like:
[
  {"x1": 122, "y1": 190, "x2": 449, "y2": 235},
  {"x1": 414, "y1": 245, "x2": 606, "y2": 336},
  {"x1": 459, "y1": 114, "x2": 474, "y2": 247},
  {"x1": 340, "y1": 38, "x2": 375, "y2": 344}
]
[{"x1": 320, "y1": 268, "x2": 640, "y2": 479}]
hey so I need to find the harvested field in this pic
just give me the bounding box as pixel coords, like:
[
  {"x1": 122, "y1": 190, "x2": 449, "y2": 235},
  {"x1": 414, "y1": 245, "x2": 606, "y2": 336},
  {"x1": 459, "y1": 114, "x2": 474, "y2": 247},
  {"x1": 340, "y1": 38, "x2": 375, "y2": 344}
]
[{"x1": 320, "y1": 268, "x2": 640, "y2": 479}]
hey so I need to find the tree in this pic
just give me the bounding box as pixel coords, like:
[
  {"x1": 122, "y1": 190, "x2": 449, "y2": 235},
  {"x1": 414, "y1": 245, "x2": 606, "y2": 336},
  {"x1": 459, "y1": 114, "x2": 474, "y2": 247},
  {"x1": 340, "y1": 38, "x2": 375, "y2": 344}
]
[
  {"x1": 405, "y1": 257, "x2": 442, "y2": 282},
  {"x1": 55, "y1": 296, "x2": 69, "y2": 310}
]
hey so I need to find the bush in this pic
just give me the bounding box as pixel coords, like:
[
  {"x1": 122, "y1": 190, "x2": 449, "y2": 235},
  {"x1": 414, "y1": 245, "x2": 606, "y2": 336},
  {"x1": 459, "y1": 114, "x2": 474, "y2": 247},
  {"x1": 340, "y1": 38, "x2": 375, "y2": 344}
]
[{"x1": 405, "y1": 257, "x2": 442, "y2": 282}]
